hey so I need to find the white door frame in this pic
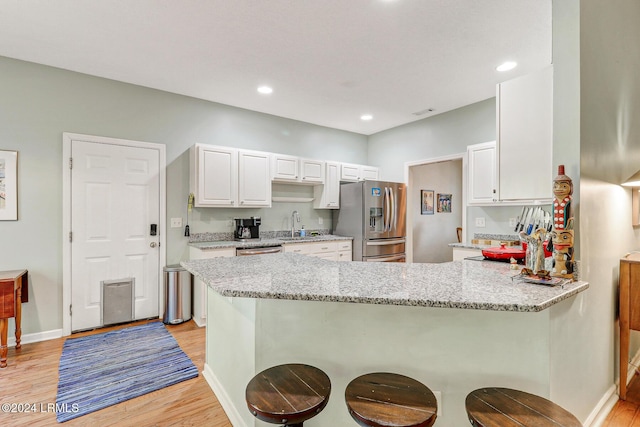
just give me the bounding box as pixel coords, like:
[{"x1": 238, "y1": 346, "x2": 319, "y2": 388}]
[
  {"x1": 404, "y1": 152, "x2": 467, "y2": 263},
  {"x1": 62, "y1": 132, "x2": 166, "y2": 336}
]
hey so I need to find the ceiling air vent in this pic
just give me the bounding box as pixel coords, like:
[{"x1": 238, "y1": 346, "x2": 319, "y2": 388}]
[{"x1": 412, "y1": 108, "x2": 435, "y2": 116}]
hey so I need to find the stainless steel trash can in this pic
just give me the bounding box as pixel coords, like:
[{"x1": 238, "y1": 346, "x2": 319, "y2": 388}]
[{"x1": 163, "y1": 265, "x2": 192, "y2": 324}]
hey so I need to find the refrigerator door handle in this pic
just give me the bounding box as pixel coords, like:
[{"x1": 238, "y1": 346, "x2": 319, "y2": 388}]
[
  {"x1": 366, "y1": 238, "x2": 406, "y2": 246},
  {"x1": 385, "y1": 187, "x2": 391, "y2": 232},
  {"x1": 389, "y1": 186, "x2": 395, "y2": 231}
]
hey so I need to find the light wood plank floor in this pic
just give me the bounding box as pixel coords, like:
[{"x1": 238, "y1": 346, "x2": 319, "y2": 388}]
[
  {"x1": 0, "y1": 319, "x2": 231, "y2": 427},
  {"x1": 605, "y1": 372, "x2": 640, "y2": 426},
  {"x1": 5, "y1": 319, "x2": 640, "y2": 426}
]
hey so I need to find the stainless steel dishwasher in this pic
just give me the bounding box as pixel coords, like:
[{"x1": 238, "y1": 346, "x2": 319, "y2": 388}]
[{"x1": 236, "y1": 246, "x2": 283, "y2": 256}]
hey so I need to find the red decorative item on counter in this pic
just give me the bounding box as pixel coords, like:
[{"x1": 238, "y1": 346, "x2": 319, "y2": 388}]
[{"x1": 482, "y1": 243, "x2": 526, "y2": 261}]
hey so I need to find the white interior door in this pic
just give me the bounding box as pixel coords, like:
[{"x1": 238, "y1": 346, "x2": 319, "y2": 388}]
[{"x1": 70, "y1": 139, "x2": 161, "y2": 331}]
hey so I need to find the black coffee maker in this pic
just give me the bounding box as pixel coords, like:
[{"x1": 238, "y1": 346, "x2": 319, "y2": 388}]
[{"x1": 234, "y1": 217, "x2": 261, "y2": 240}]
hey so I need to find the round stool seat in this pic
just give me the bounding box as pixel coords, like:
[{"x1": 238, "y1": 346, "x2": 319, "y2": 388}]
[
  {"x1": 246, "y1": 363, "x2": 331, "y2": 426},
  {"x1": 465, "y1": 387, "x2": 582, "y2": 427},
  {"x1": 345, "y1": 372, "x2": 438, "y2": 427}
]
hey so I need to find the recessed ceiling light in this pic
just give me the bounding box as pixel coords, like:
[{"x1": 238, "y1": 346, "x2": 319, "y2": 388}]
[
  {"x1": 496, "y1": 61, "x2": 517, "y2": 72},
  {"x1": 257, "y1": 86, "x2": 273, "y2": 94},
  {"x1": 360, "y1": 114, "x2": 373, "y2": 121}
]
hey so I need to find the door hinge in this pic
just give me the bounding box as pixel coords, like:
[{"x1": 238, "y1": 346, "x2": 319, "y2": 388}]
[
  {"x1": 69, "y1": 304, "x2": 72, "y2": 316},
  {"x1": 69, "y1": 231, "x2": 72, "y2": 242},
  {"x1": 69, "y1": 157, "x2": 73, "y2": 169}
]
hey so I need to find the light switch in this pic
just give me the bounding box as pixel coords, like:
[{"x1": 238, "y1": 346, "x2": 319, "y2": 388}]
[{"x1": 170, "y1": 217, "x2": 182, "y2": 228}]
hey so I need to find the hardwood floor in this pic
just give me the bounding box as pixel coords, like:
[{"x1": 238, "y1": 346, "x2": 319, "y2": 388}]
[
  {"x1": 605, "y1": 372, "x2": 640, "y2": 426},
  {"x1": 5, "y1": 319, "x2": 640, "y2": 426},
  {"x1": 0, "y1": 319, "x2": 231, "y2": 427}
]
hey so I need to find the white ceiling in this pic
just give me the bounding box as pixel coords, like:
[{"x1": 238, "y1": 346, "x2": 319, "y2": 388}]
[{"x1": 0, "y1": 0, "x2": 551, "y2": 135}]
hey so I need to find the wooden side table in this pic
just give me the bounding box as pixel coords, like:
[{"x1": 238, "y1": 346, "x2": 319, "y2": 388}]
[
  {"x1": 0, "y1": 269, "x2": 27, "y2": 368},
  {"x1": 619, "y1": 253, "x2": 640, "y2": 399}
]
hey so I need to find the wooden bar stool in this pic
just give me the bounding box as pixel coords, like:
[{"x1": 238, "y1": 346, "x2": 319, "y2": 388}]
[
  {"x1": 245, "y1": 363, "x2": 331, "y2": 427},
  {"x1": 345, "y1": 372, "x2": 438, "y2": 427},
  {"x1": 465, "y1": 387, "x2": 582, "y2": 426}
]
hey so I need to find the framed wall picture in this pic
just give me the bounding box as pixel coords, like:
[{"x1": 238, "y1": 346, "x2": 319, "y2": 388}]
[
  {"x1": 0, "y1": 150, "x2": 18, "y2": 220},
  {"x1": 421, "y1": 190, "x2": 434, "y2": 215},
  {"x1": 437, "y1": 193, "x2": 452, "y2": 213}
]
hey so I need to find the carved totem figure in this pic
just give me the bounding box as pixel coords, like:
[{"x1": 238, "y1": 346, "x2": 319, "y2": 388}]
[{"x1": 551, "y1": 165, "x2": 574, "y2": 279}]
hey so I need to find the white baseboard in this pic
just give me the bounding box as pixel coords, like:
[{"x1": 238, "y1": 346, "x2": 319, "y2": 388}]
[
  {"x1": 8, "y1": 329, "x2": 63, "y2": 347},
  {"x1": 584, "y1": 384, "x2": 618, "y2": 427},
  {"x1": 202, "y1": 363, "x2": 248, "y2": 427},
  {"x1": 584, "y1": 346, "x2": 640, "y2": 426},
  {"x1": 193, "y1": 317, "x2": 206, "y2": 328}
]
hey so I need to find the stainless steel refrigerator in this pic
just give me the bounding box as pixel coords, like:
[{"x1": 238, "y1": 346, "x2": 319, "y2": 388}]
[{"x1": 332, "y1": 180, "x2": 406, "y2": 262}]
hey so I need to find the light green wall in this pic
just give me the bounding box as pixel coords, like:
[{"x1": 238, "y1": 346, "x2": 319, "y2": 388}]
[
  {"x1": 0, "y1": 56, "x2": 367, "y2": 335},
  {"x1": 564, "y1": 0, "x2": 640, "y2": 422},
  {"x1": 368, "y1": 99, "x2": 496, "y2": 183}
]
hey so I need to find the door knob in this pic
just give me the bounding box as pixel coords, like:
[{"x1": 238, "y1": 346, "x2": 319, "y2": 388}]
[{"x1": 150, "y1": 242, "x2": 158, "y2": 248}]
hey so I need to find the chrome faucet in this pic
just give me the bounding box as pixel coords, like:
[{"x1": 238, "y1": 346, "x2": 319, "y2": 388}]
[{"x1": 291, "y1": 210, "x2": 300, "y2": 237}]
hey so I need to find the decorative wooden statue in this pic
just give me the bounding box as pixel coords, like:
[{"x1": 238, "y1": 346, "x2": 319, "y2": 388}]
[{"x1": 551, "y1": 165, "x2": 574, "y2": 279}]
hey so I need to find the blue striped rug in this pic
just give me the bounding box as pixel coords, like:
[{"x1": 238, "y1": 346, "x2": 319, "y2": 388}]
[{"x1": 56, "y1": 321, "x2": 199, "y2": 422}]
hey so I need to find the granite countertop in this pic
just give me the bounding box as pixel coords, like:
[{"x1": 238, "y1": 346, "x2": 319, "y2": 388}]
[
  {"x1": 181, "y1": 254, "x2": 589, "y2": 312},
  {"x1": 189, "y1": 234, "x2": 353, "y2": 250}
]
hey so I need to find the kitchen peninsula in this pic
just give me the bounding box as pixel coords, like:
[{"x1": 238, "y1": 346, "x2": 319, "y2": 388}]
[{"x1": 181, "y1": 254, "x2": 589, "y2": 426}]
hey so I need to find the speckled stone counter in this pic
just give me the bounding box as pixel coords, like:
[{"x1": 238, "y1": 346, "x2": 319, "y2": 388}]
[
  {"x1": 189, "y1": 234, "x2": 352, "y2": 250},
  {"x1": 181, "y1": 253, "x2": 588, "y2": 312}
]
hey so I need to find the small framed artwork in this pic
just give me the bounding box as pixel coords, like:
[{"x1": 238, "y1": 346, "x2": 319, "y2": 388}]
[
  {"x1": 421, "y1": 190, "x2": 434, "y2": 215},
  {"x1": 437, "y1": 193, "x2": 452, "y2": 213},
  {"x1": 0, "y1": 150, "x2": 18, "y2": 220}
]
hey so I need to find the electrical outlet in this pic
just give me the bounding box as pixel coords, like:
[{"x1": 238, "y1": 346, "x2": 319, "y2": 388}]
[
  {"x1": 475, "y1": 217, "x2": 486, "y2": 227},
  {"x1": 170, "y1": 217, "x2": 182, "y2": 228},
  {"x1": 433, "y1": 391, "x2": 442, "y2": 417},
  {"x1": 318, "y1": 217, "x2": 323, "y2": 225},
  {"x1": 227, "y1": 219, "x2": 234, "y2": 227},
  {"x1": 509, "y1": 217, "x2": 517, "y2": 227}
]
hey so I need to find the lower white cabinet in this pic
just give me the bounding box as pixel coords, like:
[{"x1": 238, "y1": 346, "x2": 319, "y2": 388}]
[
  {"x1": 452, "y1": 248, "x2": 482, "y2": 261},
  {"x1": 284, "y1": 240, "x2": 352, "y2": 261},
  {"x1": 188, "y1": 246, "x2": 235, "y2": 326}
]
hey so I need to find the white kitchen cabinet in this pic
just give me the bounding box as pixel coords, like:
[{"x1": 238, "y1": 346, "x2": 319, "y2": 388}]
[
  {"x1": 300, "y1": 158, "x2": 325, "y2": 183},
  {"x1": 340, "y1": 163, "x2": 379, "y2": 182},
  {"x1": 361, "y1": 166, "x2": 379, "y2": 181},
  {"x1": 452, "y1": 247, "x2": 482, "y2": 261},
  {"x1": 188, "y1": 246, "x2": 235, "y2": 326},
  {"x1": 272, "y1": 155, "x2": 325, "y2": 185},
  {"x1": 190, "y1": 144, "x2": 237, "y2": 207},
  {"x1": 337, "y1": 240, "x2": 353, "y2": 261},
  {"x1": 272, "y1": 153, "x2": 299, "y2": 182},
  {"x1": 497, "y1": 65, "x2": 553, "y2": 202},
  {"x1": 238, "y1": 149, "x2": 271, "y2": 207},
  {"x1": 314, "y1": 161, "x2": 340, "y2": 209},
  {"x1": 467, "y1": 141, "x2": 498, "y2": 205},
  {"x1": 283, "y1": 240, "x2": 352, "y2": 261},
  {"x1": 190, "y1": 144, "x2": 271, "y2": 208}
]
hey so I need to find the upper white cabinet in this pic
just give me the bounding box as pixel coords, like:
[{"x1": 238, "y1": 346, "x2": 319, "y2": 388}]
[
  {"x1": 497, "y1": 65, "x2": 553, "y2": 202},
  {"x1": 271, "y1": 154, "x2": 299, "y2": 182},
  {"x1": 190, "y1": 144, "x2": 237, "y2": 207},
  {"x1": 300, "y1": 158, "x2": 325, "y2": 183},
  {"x1": 314, "y1": 161, "x2": 340, "y2": 209},
  {"x1": 340, "y1": 163, "x2": 379, "y2": 182},
  {"x1": 190, "y1": 144, "x2": 271, "y2": 208},
  {"x1": 238, "y1": 149, "x2": 271, "y2": 207},
  {"x1": 467, "y1": 141, "x2": 498, "y2": 205},
  {"x1": 272, "y1": 154, "x2": 325, "y2": 184}
]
